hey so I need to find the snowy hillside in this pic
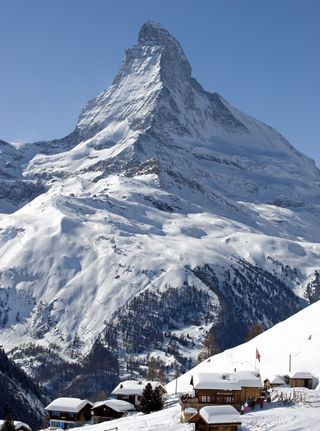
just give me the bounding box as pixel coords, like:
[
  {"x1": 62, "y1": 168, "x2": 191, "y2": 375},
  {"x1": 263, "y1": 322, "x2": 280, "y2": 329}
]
[
  {"x1": 69, "y1": 400, "x2": 320, "y2": 431},
  {"x1": 0, "y1": 21, "x2": 320, "y2": 393},
  {"x1": 167, "y1": 300, "x2": 320, "y2": 394}
]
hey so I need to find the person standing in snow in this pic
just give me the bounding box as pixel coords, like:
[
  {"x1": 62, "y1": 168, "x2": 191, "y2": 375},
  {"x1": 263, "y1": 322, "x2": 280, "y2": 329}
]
[
  {"x1": 244, "y1": 401, "x2": 249, "y2": 413},
  {"x1": 259, "y1": 397, "x2": 264, "y2": 409}
]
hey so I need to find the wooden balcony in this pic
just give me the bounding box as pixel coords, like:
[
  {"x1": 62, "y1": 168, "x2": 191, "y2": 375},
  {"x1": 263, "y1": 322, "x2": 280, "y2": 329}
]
[{"x1": 179, "y1": 396, "x2": 241, "y2": 413}]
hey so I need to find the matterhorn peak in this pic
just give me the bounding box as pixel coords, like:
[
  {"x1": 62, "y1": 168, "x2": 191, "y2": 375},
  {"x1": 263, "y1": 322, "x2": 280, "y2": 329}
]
[
  {"x1": 138, "y1": 20, "x2": 181, "y2": 47},
  {"x1": 137, "y1": 21, "x2": 192, "y2": 82},
  {"x1": 75, "y1": 21, "x2": 193, "y2": 143}
]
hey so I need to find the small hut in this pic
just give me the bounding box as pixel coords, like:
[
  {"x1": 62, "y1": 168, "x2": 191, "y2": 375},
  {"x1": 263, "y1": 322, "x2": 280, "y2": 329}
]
[
  {"x1": 189, "y1": 405, "x2": 241, "y2": 431},
  {"x1": 91, "y1": 399, "x2": 135, "y2": 423},
  {"x1": 111, "y1": 380, "x2": 166, "y2": 408},
  {"x1": 264, "y1": 375, "x2": 286, "y2": 390},
  {"x1": 288, "y1": 371, "x2": 314, "y2": 389}
]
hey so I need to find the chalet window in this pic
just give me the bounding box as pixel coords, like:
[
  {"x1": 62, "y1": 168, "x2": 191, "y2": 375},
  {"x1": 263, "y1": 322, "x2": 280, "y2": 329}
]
[
  {"x1": 50, "y1": 421, "x2": 64, "y2": 429},
  {"x1": 200, "y1": 395, "x2": 214, "y2": 403}
]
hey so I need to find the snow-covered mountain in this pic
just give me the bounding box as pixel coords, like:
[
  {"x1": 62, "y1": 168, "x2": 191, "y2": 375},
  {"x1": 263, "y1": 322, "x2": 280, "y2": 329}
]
[
  {"x1": 167, "y1": 299, "x2": 320, "y2": 393},
  {"x1": 0, "y1": 21, "x2": 320, "y2": 391}
]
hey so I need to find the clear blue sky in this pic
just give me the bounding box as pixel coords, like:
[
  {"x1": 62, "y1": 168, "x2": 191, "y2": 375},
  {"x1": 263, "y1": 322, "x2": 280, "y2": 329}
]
[{"x1": 0, "y1": 0, "x2": 319, "y2": 166}]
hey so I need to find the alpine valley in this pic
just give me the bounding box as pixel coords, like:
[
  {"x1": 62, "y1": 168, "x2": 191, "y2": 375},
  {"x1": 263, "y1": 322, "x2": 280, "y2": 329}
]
[{"x1": 0, "y1": 22, "x2": 319, "y2": 399}]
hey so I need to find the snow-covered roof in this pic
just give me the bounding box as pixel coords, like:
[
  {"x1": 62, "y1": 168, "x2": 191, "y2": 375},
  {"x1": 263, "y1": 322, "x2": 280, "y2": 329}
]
[
  {"x1": 111, "y1": 380, "x2": 164, "y2": 396},
  {"x1": 231, "y1": 370, "x2": 262, "y2": 388},
  {"x1": 268, "y1": 375, "x2": 286, "y2": 385},
  {"x1": 191, "y1": 373, "x2": 242, "y2": 391},
  {"x1": 0, "y1": 421, "x2": 31, "y2": 431},
  {"x1": 45, "y1": 397, "x2": 93, "y2": 413},
  {"x1": 289, "y1": 371, "x2": 314, "y2": 379},
  {"x1": 92, "y1": 399, "x2": 135, "y2": 412},
  {"x1": 199, "y1": 405, "x2": 241, "y2": 425}
]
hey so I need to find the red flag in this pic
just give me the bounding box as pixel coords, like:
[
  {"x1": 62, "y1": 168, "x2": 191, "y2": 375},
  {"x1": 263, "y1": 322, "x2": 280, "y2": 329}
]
[{"x1": 256, "y1": 348, "x2": 261, "y2": 362}]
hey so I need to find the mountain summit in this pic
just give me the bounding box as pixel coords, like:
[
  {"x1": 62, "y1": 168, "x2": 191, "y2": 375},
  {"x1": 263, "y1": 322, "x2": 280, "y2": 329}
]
[
  {"x1": 20, "y1": 21, "x2": 320, "y2": 210},
  {"x1": 0, "y1": 22, "x2": 320, "y2": 394}
]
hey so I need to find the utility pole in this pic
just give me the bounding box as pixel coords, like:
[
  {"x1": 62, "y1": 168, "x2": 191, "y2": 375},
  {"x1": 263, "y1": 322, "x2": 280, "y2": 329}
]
[{"x1": 289, "y1": 354, "x2": 292, "y2": 373}]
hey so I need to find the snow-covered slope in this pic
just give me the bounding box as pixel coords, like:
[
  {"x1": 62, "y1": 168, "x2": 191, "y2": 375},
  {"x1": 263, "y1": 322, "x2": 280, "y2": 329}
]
[
  {"x1": 167, "y1": 300, "x2": 320, "y2": 394},
  {"x1": 71, "y1": 400, "x2": 320, "y2": 431},
  {"x1": 0, "y1": 22, "x2": 320, "y2": 386}
]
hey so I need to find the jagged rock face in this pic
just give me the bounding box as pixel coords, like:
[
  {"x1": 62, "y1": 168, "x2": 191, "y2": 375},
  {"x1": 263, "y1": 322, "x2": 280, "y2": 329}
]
[{"x1": 0, "y1": 21, "x2": 320, "y2": 383}]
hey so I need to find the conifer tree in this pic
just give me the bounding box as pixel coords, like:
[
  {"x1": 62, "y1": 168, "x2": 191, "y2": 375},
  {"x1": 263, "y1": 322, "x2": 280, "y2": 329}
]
[
  {"x1": 139, "y1": 383, "x2": 153, "y2": 414},
  {"x1": 198, "y1": 331, "x2": 220, "y2": 363},
  {"x1": 151, "y1": 386, "x2": 163, "y2": 411}
]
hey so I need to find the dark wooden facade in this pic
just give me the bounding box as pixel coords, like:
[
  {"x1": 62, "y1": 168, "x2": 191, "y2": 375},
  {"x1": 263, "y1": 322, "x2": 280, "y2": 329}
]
[
  {"x1": 195, "y1": 389, "x2": 242, "y2": 408},
  {"x1": 91, "y1": 404, "x2": 129, "y2": 424},
  {"x1": 289, "y1": 378, "x2": 313, "y2": 389},
  {"x1": 116, "y1": 394, "x2": 140, "y2": 406},
  {"x1": 48, "y1": 403, "x2": 92, "y2": 429}
]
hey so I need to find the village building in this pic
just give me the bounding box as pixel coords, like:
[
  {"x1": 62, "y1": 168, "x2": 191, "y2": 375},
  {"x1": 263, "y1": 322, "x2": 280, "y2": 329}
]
[
  {"x1": 45, "y1": 397, "x2": 93, "y2": 429},
  {"x1": 111, "y1": 380, "x2": 166, "y2": 408},
  {"x1": 91, "y1": 399, "x2": 135, "y2": 423},
  {"x1": 264, "y1": 375, "x2": 286, "y2": 390},
  {"x1": 180, "y1": 370, "x2": 262, "y2": 417},
  {"x1": 188, "y1": 373, "x2": 242, "y2": 409},
  {"x1": 0, "y1": 421, "x2": 31, "y2": 431},
  {"x1": 288, "y1": 371, "x2": 314, "y2": 389},
  {"x1": 188, "y1": 405, "x2": 241, "y2": 431}
]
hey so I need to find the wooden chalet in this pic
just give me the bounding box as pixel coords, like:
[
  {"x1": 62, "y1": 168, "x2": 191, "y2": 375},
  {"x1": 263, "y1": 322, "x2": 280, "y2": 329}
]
[
  {"x1": 187, "y1": 373, "x2": 243, "y2": 410},
  {"x1": 111, "y1": 380, "x2": 166, "y2": 408},
  {"x1": 264, "y1": 375, "x2": 286, "y2": 390},
  {"x1": 91, "y1": 399, "x2": 135, "y2": 423},
  {"x1": 180, "y1": 370, "x2": 262, "y2": 417},
  {"x1": 45, "y1": 397, "x2": 93, "y2": 429},
  {"x1": 288, "y1": 371, "x2": 314, "y2": 389},
  {"x1": 189, "y1": 405, "x2": 241, "y2": 431}
]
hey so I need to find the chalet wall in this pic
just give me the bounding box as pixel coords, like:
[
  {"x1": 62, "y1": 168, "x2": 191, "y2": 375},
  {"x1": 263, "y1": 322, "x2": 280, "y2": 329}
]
[
  {"x1": 289, "y1": 378, "x2": 313, "y2": 388},
  {"x1": 240, "y1": 387, "x2": 260, "y2": 401}
]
